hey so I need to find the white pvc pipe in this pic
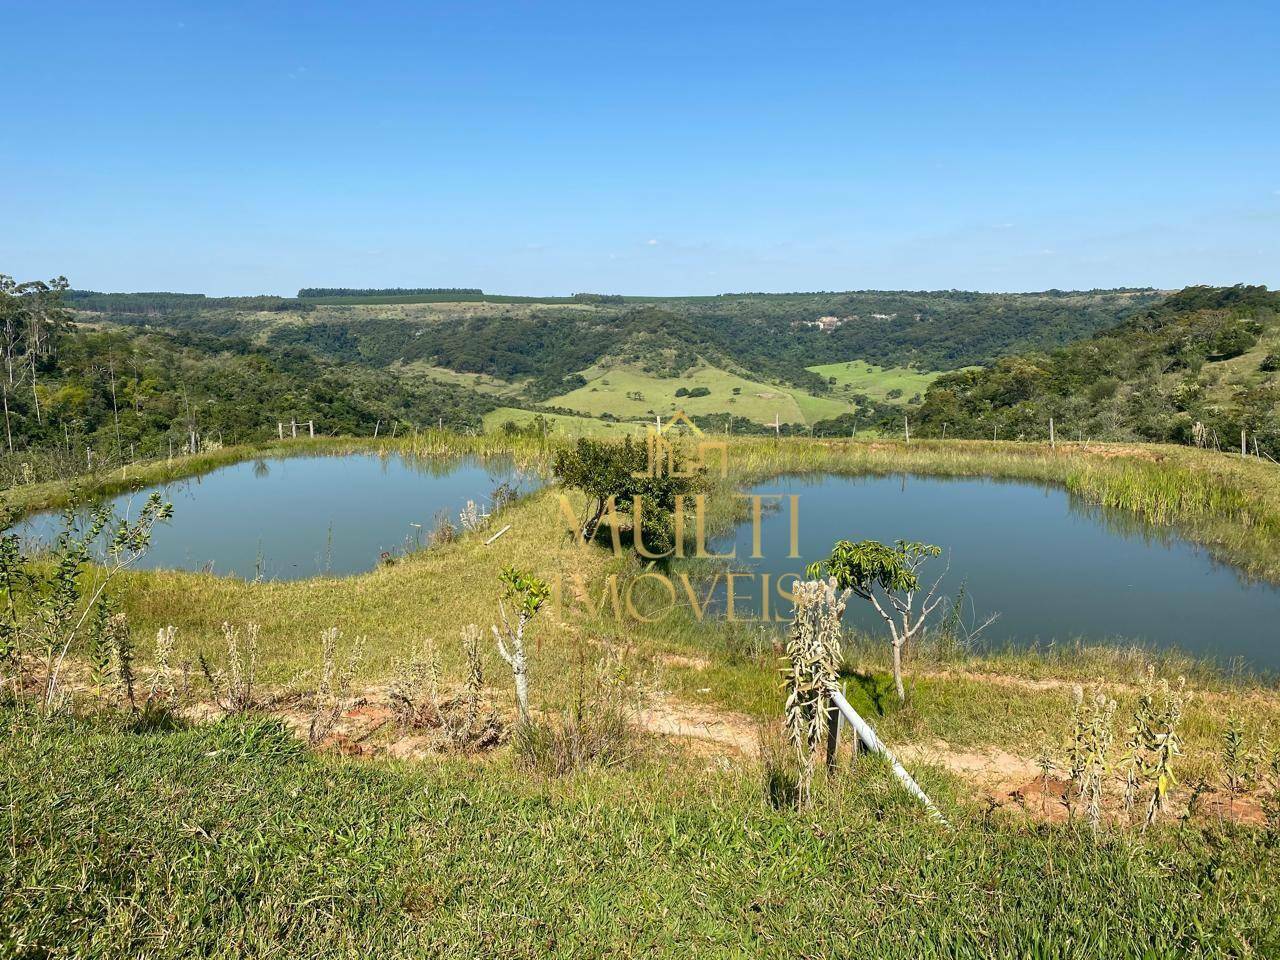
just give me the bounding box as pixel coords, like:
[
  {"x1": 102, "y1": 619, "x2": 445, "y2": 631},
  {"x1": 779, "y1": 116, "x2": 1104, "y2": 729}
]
[{"x1": 829, "y1": 687, "x2": 948, "y2": 824}]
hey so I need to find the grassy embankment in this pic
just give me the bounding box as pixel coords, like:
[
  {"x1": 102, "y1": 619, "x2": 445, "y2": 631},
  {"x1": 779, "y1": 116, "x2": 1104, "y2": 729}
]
[
  {"x1": 9, "y1": 436, "x2": 1280, "y2": 687},
  {"x1": 10, "y1": 435, "x2": 1279, "y2": 730},
  {"x1": 5, "y1": 435, "x2": 1280, "y2": 957},
  {"x1": 483, "y1": 406, "x2": 647, "y2": 437}
]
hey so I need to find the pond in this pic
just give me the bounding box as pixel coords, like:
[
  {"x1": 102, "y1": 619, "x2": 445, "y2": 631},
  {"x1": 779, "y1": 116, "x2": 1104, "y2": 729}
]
[
  {"x1": 17, "y1": 454, "x2": 539, "y2": 580},
  {"x1": 703, "y1": 474, "x2": 1280, "y2": 671},
  {"x1": 17, "y1": 459, "x2": 1280, "y2": 670}
]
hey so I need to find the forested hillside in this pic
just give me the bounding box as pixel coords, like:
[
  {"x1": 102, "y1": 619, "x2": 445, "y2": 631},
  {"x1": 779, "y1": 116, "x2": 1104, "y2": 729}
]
[
  {"x1": 76, "y1": 287, "x2": 1160, "y2": 397},
  {"x1": 0, "y1": 276, "x2": 494, "y2": 481},
  {"x1": 18, "y1": 277, "x2": 1242, "y2": 467},
  {"x1": 913, "y1": 285, "x2": 1280, "y2": 454}
]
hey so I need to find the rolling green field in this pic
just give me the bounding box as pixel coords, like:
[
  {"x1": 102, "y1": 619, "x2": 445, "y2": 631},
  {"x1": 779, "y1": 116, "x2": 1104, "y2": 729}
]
[
  {"x1": 482, "y1": 406, "x2": 643, "y2": 437},
  {"x1": 399, "y1": 362, "x2": 526, "y2": 398},
  {"x1": 806, "y1": 359, "x2": 942, "y2": 402},
  {"x1": 546, "y1": 363, "x2": 852, "y2": 426}
]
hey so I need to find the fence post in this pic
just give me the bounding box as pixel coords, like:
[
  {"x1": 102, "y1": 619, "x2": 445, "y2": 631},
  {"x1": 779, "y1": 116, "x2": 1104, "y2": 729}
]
[
  {"x1": 825, "y1": 703, "x2": 841, "y2": 772},
  {"x1": 829, "y1": 687, "x2": 946, "y2": 823},
  {"x1": 1049, "y1": 418, "x2": 1056, "y2": 450},
  {"x1": 309, "y1": 420, "x2": 315, "y2": 438}
]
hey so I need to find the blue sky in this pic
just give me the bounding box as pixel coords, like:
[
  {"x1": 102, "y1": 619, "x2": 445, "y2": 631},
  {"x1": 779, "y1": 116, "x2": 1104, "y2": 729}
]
[{"x1": 3, "y1": 1, "x2": 1277, "y2": 295}]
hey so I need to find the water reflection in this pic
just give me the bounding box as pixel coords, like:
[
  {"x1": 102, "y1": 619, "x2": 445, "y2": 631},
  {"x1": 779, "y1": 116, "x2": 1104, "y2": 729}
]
[
  {"x1": 692, "y1": 473, "x2": 1280, "y2": 669},
  {"x1": 17, "y1": 453, "x2": 539, "y2": 581}
]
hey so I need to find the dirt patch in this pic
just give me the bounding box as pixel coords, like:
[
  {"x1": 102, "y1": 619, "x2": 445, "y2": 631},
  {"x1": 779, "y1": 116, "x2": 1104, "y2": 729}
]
[
  {"x1": 657, "y1": 653, "x2": 712, "y2": 672},
  {"x1": 1004, "y1": 775, "x2": 1073, "y2": 823},
  {"x1": 990, "y1": 774, "x2": 1271, "y2": 828},
  {"x1": 637, "y1": 698, "x2": 759, "y2": 757},
  {"x1": 898, "y1": 738, "x2": 1039, "y2": 791}
]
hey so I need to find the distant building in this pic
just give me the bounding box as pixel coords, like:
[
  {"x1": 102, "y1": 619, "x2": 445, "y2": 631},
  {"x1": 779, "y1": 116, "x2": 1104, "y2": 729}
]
[{"x1": 794, "y1": 314, "x2": 852, "y2": 332}]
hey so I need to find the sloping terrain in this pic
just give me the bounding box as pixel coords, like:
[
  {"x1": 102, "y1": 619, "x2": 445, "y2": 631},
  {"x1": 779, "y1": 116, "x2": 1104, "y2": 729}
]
[
  {"x1": 806, "y1": 359, "x2": 941, "y2": 403},
  {"x1": 913, "y1": 285, "x2": 1280, "y2": 454},
  {"x1": 545, "y1": 362, "x2": 852, "y2": 426},
  {"x1": 66, "y1": 286, "x2": 1165, "y2": 436}
]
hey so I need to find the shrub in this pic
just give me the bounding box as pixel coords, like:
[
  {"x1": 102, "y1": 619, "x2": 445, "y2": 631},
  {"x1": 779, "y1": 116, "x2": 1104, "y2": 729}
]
[
  {"x1": 199, "y1": 622, "x2": 261, "y2": 714},
  {"x1": 307, "y1": 627, "x2": 364, "y2": 745},
  {"x1": 388, "y1": 627, "x2": 504, "y2": 752},
  {"x1": 515, "y1": 649, "x2": 640, "y2": 775}
]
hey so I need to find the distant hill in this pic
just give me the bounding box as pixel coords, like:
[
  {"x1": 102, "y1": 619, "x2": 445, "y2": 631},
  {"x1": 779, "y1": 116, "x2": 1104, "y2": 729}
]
[
  {"x1": 911, "y1": 285, "x2": 1280, "y2": 455},
  {"x1": 64, "y1": 285, "x2": 1168, "y2": 432},
  {"x1": 104, "y1": 288, "x2": 1154, "y2": 388},
  {"x1": 296, "y1": 287, "x2": 483, "y2": 298}
]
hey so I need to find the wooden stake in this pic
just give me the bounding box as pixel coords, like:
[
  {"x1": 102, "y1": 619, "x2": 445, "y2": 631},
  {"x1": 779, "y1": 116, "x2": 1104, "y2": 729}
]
[
  {"x1": 1049, "y1": 418, "x2": 1056, "y2": 450},
  {"x1": 825, "y1": 704, "x2": 841, "y2": 772}
]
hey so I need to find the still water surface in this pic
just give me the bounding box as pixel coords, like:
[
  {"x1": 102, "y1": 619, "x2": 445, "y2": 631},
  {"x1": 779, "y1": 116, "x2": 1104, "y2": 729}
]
[
  {"x1": 18, "y1": 454, "x2": 537, "y2": 580},
  {"x1": 17, "y1": 459, "x2": 1280, "y2": 669},
  {"x1": 705, "y1": 474, "x2": 1280, "y2": 670}
]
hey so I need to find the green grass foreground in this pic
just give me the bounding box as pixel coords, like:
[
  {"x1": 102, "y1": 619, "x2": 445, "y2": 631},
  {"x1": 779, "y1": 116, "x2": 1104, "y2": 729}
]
[
  {"x1": 4, "y1": 709, "x2": 1278, "y2": 960},
  {"x1": 5, "y1": 434, "x2": 1280, "y2": 958}
]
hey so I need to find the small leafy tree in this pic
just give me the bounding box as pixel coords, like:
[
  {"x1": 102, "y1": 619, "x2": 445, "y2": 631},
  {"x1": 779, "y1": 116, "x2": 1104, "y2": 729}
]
[
  {"x1": 1063, "y1": 684, "x2": 1117, "y2": 829},
  {"x1": 492, "y1": 566, "x2": 550, "y2": 724},
  {"x1": 1222, "y1": 715, "x2": 1256, "y2": 820},
  {"x1": 809, "y1": 539, "x2": 945, "y2": 702},
  {"x1": 552, "y1": 436, "x2": 701, "y2": 554}
]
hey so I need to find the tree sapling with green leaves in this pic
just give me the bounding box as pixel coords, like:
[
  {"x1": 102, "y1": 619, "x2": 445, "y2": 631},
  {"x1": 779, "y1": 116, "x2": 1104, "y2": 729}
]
[
  {"x1": 0, "y1": 491, "x2": 172, "y2": 711},
  {"x1": 552, "y1": 436, "x2": 702, "y2": 556},
  {"x1": 808, "y1": 539, "x2": 945, "y2": 702},
  {"x1": 493, "y1": 565, "x2": 550, "y2": 724}
]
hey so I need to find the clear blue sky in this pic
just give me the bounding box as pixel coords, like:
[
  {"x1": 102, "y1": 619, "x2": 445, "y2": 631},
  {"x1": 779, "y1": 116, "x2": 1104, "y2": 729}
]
[{"x1": 3, "y1": 1, "x2": 1277, "y2": 295}]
